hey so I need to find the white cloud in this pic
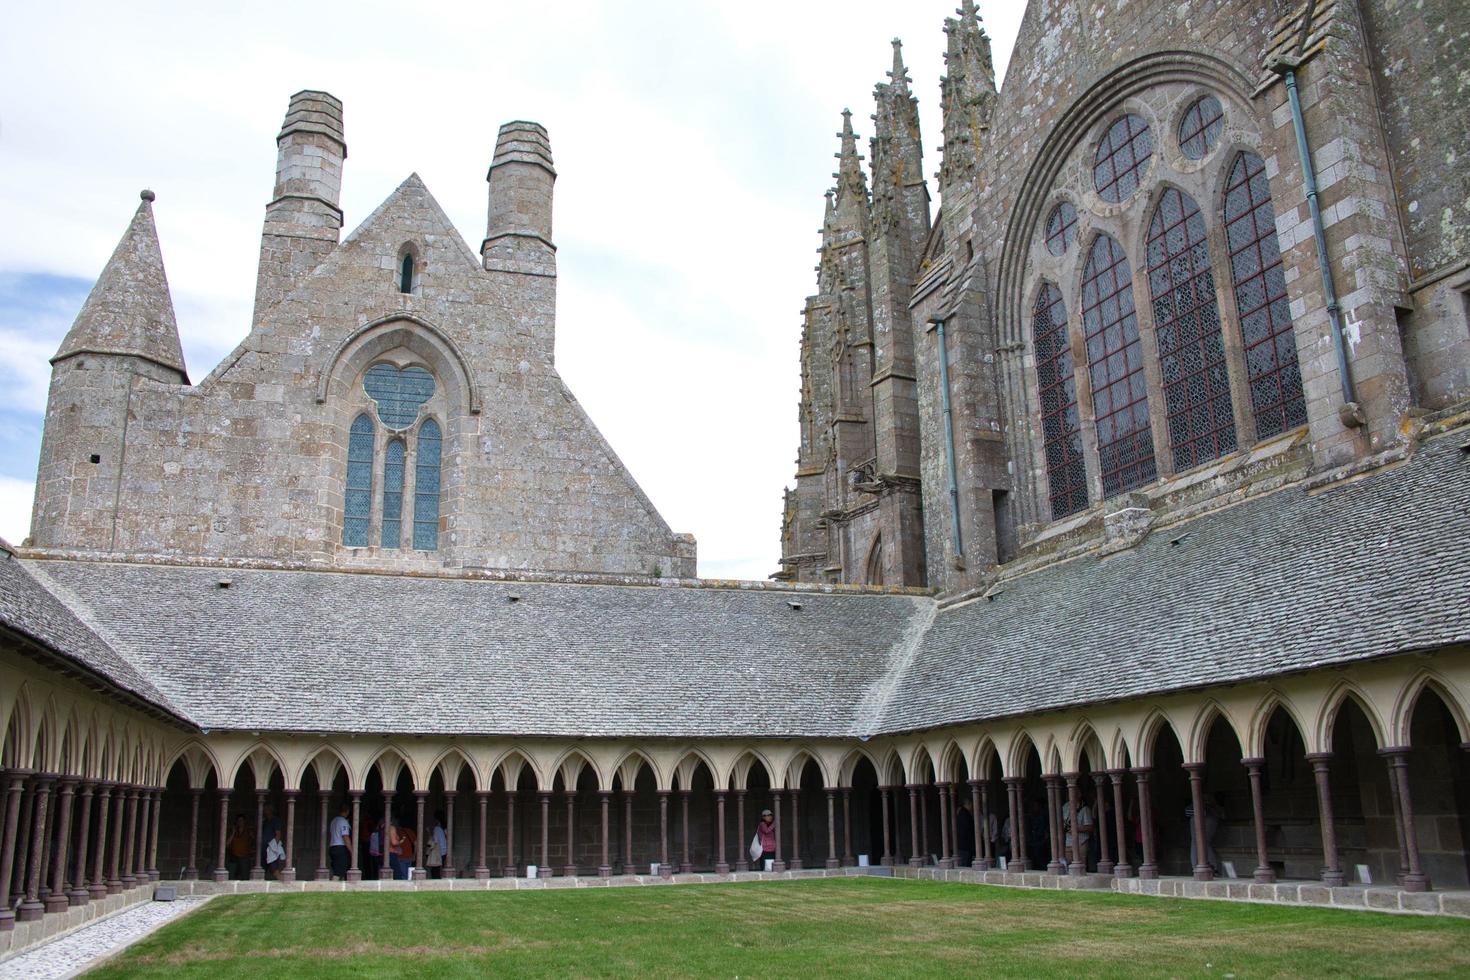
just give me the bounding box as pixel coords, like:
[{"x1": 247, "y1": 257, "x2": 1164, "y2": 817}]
[
  {"x1": 0, "y1": 477, "x2": 34, "y2": 547},
  {"x1": 0, "y1": 0, "x2": 1026, "y2": 579}
]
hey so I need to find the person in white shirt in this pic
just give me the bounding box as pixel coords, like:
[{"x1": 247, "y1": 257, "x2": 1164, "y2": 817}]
[
  {"x1": 328, "y1": 802, "x2": 353, "y2": 880},
  {"x1": 429, "y1": 810, "x2": 449, "y2": 877},
  {"x1": 1063, "y1": 794, "x2": 1094, "y2": 872}
]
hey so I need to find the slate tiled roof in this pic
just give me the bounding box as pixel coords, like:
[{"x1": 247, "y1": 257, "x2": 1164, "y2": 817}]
[
  {"x1": 878, "y1": 429, "x2": 1470, "y2": 734},
  {"x1": 0, "y1": 543, "x2": 178, "y2": 715},
  {"x1": 7, "y1": 429, "x2": 1468, "y2": 740},
  {"x1": 29, "y1": 561, "x2": 931, "y2": 738}
]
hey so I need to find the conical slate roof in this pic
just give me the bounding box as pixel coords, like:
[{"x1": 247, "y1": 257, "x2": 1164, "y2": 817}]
[{"x1": 53, "y1": 190, "x2": 187, "y2": 377}]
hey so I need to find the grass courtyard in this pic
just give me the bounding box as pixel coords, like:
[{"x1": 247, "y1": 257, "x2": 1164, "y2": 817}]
[{"x1": 90, "y1": 877, "x2": 1470, "y2": 978}]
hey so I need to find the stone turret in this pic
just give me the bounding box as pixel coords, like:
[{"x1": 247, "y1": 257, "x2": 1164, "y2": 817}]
[
  {"x1": 33, "y1": 190, "x2": 187, "y2": 551},
  {"x1": 252, "y1": 90, "x2": 346, "y2": 319},
  {"x1": 483, "y1": 121, "x2": 556, "y2": 278}
]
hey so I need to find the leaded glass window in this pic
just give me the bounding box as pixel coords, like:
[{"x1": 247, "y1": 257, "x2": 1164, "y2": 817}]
[
  {"x1": 1224, "y1": 151, "x2": 1307, "y2": 438},
  {"x1": 382, "y1": 439, "x2": 405, "y2": 548},
  {"x1": 343, "y1": 413, "x2": 375, "y2": 547},
  {"x1": 1081, "y1": 234, "x2": 1156, "y2": 496},
  {"x1": 1032, "y1": 283, "x2": 1088, "y2": 519},
  {"x1": 1178, "y1": 95, "x2": 1224, "y2": 160},
  {"x1": 364, "y1": 364, "x2": 435, "y2": 429},
  {"x1": 413, "y1": 418, "x2": 442, "y2": 550},
  {"x1": 1146, "y1": 187, "x2": 1236, "y2": 470},
  {"x1": 1044, "y1": 202, "x2": 1078, "y2": 256},
  {"x1": 400, "y1": 253, "x2": 414, "y2": 293},
  {"x1": 1093, "y1": 114, "x2": 1153, "y2": 204}
]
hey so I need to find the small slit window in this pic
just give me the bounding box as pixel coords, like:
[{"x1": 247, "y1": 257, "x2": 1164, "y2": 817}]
[
  {"x1": 1081, "y1": 234, "x2": 1156, "y2": 496},
  {"x1": 381, "y1": 439, "x2": 405, "y2": 548},
  {"x1": 1032, "y1": 282, "x2": 1088, "y2": 519},
  {"x1": 1044, "y1": 202, "x2": 1079, "y2": 257},
  {"x1": 1224, "y1": 151, "x2": 1307, "y2": 437},
  {"x1": 399, "y1": 252, "x2": 415, "y2": 294},
  {"x1": 343, "y1": 414, "x2": 375, "y2": 547},
  {"x1": 1093, "y1": 114, "x2": 1153, "y2": 204},
  {"x1": 1178, "y1": 95, "x2": 1224, "y2": 160},
  {"x1": 413, "y1": 418, "x2": 442, "y2": 551}
]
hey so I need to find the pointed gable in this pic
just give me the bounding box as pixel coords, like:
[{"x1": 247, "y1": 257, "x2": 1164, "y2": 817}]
[{"x1": 54, "y1": 190, "x2": 187, "y2": 378}]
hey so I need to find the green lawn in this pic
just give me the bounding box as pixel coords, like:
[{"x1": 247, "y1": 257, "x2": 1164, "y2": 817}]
[{"x1": 89, "y1": 877, "x2": 1470, "y2": 978}]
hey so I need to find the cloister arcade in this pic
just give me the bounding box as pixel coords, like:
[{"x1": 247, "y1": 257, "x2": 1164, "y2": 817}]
[{"x1": 3, "y1": 649, "x2": 1470, "y2": 929}]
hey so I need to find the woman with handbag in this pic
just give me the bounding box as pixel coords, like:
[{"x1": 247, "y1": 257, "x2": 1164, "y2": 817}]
[{"x1": 755, "y1": 808, "x2": 778, "y2": 870}]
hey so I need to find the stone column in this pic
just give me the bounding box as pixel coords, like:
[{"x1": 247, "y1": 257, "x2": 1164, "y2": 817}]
[
  {"x1": 184, "y1": 788, "x2": 202, "y2": 881},
  {"x1": 476, "y1": 791, "x2": 491, "y2": 880},
  {"x1": 0, "y1": 770, "x2": 25, "y2": 930},
  {"x1": 564, "y1": 791, "x2": 577, "y2": 878},
  {"x1": 841, "y1": 788, "x2": 854, "y2": 866},
  {"x1": 347, "y1": 792, "x2": 362, "y2": 883},
  {"x1": 1381, "y1": 748, "x2": 1429, "y2": 892},
  {"x1": 12, "y1": 779, "x2": 33, "y2": 907},
  {"x1": 1065, "y1": 773, "x2": 1085, "y2": 877},
  {"x1": 280, "y1": 791, "x2": 298, "y2": 884},
  {"x1": 251, "y1": 789, "x2": 266, "y2": 881},
  {"x1": 537, "y1": 792, "x2": 551, "y2": 879},
  {"x1": 89, "y1": 783, "x2": 111, "y2": 899},
  {"x1": 598, "y1": 791, "x2": 612, "y2": 878},
  {"x1": 678, "y1": 789, "x2": 692, "y2": 874},
  {"x1": 1090, "y1": 774, "x2": 1112, "y2": 874},
  {"x1": 67, "y1": 782, "x2": 94, "y2": 905},
  {"x1": 1241, "y1": 758, "x2": 1274, "y2": 883},
  {"x1": 1133, "y1": 768, "x2": 1157, "y2": 879},
  {"x1": 622, "y1": 790, "x2": 635, "y2": 875},
  {"x1": 1187, "y1": 764, "x2": 1211, "y2": 881},
  {"x1": 656, "y1": 790, "x2": 670, "y2": 877},
  {"x1": 879, "y1": 786, "x2": 893, "y2": 866},
  {"x1": 1003, "y1": 777, "x2": 1024, "y2": 871},
  {"x1": 119, "y1": 785, "x2": 138, "y2": 887},
  {"x1": 1108, "y1": 770, "x2": 1131, "y2": 877},
  {"x1": 715, "y1": 791, "x2": 729, "y2": 874},
  {"x1": 380, "y1": 790, "x2": 394, "y2": 881},
  {"x1": 412, "y1": 791, "x2": 427, "y2": 881},
  {"x1": 18, "y1": 776, "x2": 52, "y2": 920},
  {"x1": 502, "y1": 790, "x2": 516, "y2": 878},
  {"x1": 443, "y1": 790, "x2": 457, "y2": 880},
  {"x1": 937, "y1": 783, "x2": 952, "y2": 869},
  {"x1": 790, "y1": 789, "x2": 803, "y2": 870},
  {"x1": 135, "y1": 788, "x2": 151, "y2": 883},
  {"x1": 212, "y1": 789, "x2": 229, "y2": 884},
  {"x1": 973, "y1": 780, "x2": 989, "y2": 870},
  {"x1": 315, "y1": 795, "x2": 329, "y2": 882},
  {"x1": 824, "y1": 788, "x2": 838, "y2": 869},
  {"x1": 45, "y1": 779, "x2": 77, "y2": 912},
  {"x1": 147, "y1": 787, "x2": 162, "y2": 882},
  {"x1": 771, "y1": 790, "x2": 785, "y2": 872},
  {"x1": 919, "y1": 785, "x2": 930, "y2": 861},
  {"x1": 907, "y1": 784, "x2": 921, "y2": 867},
  {"x1": 735, "y1": 789, "x2": 747, "y2": 872},
  {"x1": 1044, "y1": 776, "x2": 1063, "y2": 875},
  {"x1": 1306, "y1": 752, "x2": 1345, "y2": 887}
]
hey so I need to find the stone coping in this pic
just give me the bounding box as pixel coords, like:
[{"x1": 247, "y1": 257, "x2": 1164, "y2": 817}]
[{"x1": 0, "y1": 881, "x2": 159, "y2": 964}]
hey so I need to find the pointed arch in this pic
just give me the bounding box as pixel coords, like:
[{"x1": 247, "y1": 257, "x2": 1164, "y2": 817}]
[
  {"x1": 412, "y1": 417, "x2": 442, "y2": 551},
  {"x1": 836, "y1": 746, "x2": 882, "y2": 788},
  {"x1": 232, "y1": 741, "x2": 290, "y2": 789},
  {"x1": 1080, "y1": 231, "x2": 1155, "y2": 496},
  {"x1": 611, "y1": 748, "x2": 664, "y2": 792},
  {"x1": 1187, "y1": 699, "x2": 1246, "y2": 765},
  {"x1": 785, "y1": 749, "x2": 831, "y2": 790},
  {"x1": 489, "y1": 747, "x2": 539, "y2": 792},
  {"x1": 1136, "y1": 708, "x2": 1186, "y2": 768},
  {"x1": 863, "y1": 534, "x2": 885, "y2": 587},
  {"x1": 672, "y1": 748, "x2": 718, "y2": 792},
  {"x1": 875, "y1": 747, "x2": 906, "y2": 787},
  {"x1": 1008, "y1": 730, "x2": 1040, "y2": 778},
  {"x1": 2, "y1": 687, "x2": 32, "y2": 770},
  {"x1": 300, "y1": 744, "x2": 352, "y2": 792},
  {"x1": 1031, "y1": 278, "x2": 1088, "y2": 518},
  {"x1": 317, "y1": 312, "x2": 481, "y2": 416},
  {"x1": 551, "y1": 747, "x2": 602, "y2": 792},
  {"x1": 1245, "y1": 690, "x2": 1310, "y2": 759},
  {"x1": 970, "y1": 735, "x2": 1001, "y2": 779},
  {"x1": 1066, "y1": 719, "x2": 1107, "y2": 771},
  {"x1": 1393, "y1": 670, "x2": 1470, "y2": 747},
  {"x1": 425, "y1": 745, "x2": 477, "y2": 791},
  {"x1": 165, "y1": 739, "x2": 223, "y2": 790},
  {"x1": 1318, "y1": 681, "x2": 1387, "y2": 754},
  {"x1": 344, "y1": 412, "x2": 376, "y2": 547},
  {"x1": 937, "y1": 739, "x2": 968, "y2": 784}
]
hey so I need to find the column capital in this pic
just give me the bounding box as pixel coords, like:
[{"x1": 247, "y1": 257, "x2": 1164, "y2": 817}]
[
  {"x1": 284, "y1": 789, "x2": 300, "y2": 799},
  {"x1": 1240, "y1": 756, "x2": 1265, "y2": 767},
  {"x1": 1106, "y1": 768, "x2": 1127, "y2": 777},
  {"x1": 597, "y1": 789, "x2": 613, "y2": 799},
  {"x1": 1183, "y1": 762, "x2": 1207, "y2": 774},
  {"x1": 476, "y1": 789, "x2": 492, "y2": 800},
  {"x1": 1376, "y1": 746, "x2": 1411, "y2": 759},
  {"x1": 1091, "y1": 771, "x2": 1108, "y2": 784},
  {"x1": 1129, "y1": 766, "x2": 1153, "y2": 777},
  {"x1": 823, "y1": 786, "x2": 840, "y2": 794},
  {"x1": 189, "y1": 786, "x2": 205, "y2": 796},
  {"x1": 713, "y1": 789, "x2": 726, "y2": 798},
  {"x1": 415, "y1": 789, "x2": 429, "y2": 799},
  {"x1": 967, "y1": 778, "x2": 982, "y2": 788},
  {"x1": 1003, "y1": 775, "x2": 1025, "y2": 786},
  {"x1": 1304, "y1": 752, "x2": 1333, "y2": 766},
  {"x1": 656, "y1": 789, "x2": 672, "y2": 798},
  {"x1": 443, "y1": 789, "x2": 457, "y2": 798}
]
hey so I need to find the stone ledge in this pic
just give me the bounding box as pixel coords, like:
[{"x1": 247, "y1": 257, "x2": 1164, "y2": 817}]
[{"x1": 0, "y1": 881, "x2": 159, "y2": 963}]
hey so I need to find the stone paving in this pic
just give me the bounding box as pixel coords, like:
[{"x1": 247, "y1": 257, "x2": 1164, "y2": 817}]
[{"x1": 0, "y1": 896, "x2": 209, "y2": 979}]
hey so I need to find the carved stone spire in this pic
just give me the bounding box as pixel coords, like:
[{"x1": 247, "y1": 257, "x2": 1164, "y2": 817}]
[
  {"x1": 938, "y1": 0, "x2": 997, "y2": 193},
  {"x1": 871, "y1": 38, "x2": 927, "y2": 240}
]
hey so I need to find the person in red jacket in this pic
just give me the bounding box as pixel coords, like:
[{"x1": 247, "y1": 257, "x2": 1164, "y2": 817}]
[{"x1": 757, "y1": 808, "x2": 778, "y2": 867}]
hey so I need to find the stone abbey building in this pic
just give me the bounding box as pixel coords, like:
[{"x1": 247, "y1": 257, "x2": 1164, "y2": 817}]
[{"x1": 4, "y1": 0, "x2": 1470, "y2": 950}]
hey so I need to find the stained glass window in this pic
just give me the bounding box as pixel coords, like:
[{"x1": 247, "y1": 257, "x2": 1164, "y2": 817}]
[
  {"x1": 1146, "y1": 187, "x2": 1237, "y2": 470},
  {"x1": 1044, "y1": 202, "x2": 1079, "y2": 256},
  {"x1": 1223, "y1": 151, "x2": 1307, "y2": 438},
  {"x1": 1093, "y1": 114, "x2": 1153, "y2": 204},
  {"x1": 1178, "y1": 95, "x2": 1224, "y2": 160},
  {"x1": 343, "y1": 413, "x2": 375, "y2": 547},
  {"x1": 400, "y1": 253, "x2": 414, "y2": 294},
  {"x1": 1081, "y1": 234, "x2": 1156, "y2": 496},
  {"x1": 413, "y1": 418, "x2": 442, "y2": 551},
  {"x1": 364, "y1": 364, "x2": 435, "y2": 430},
  {"x1": 1032, "y1": 283, "x2": 1089, "y2": 519},
  {"x1": 382, "y1": 439, "x2": 405, "y2": 548}
]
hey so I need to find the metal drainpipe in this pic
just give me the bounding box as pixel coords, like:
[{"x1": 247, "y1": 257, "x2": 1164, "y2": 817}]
[
  {"x1": 1272, "y1": 25, "x2": 1360, "y2": 422},
  {"x1": 936, "y1": 319, "x2": 964, "y2": 563}
]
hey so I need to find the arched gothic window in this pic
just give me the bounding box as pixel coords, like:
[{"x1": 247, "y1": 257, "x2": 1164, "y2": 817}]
[
  {"x1": 1032, "y1": 282, "x2": 1088, "y2": 518},
  {"x1": 343, "y1": 414, "x2": 375, "y2": 547},
  {"x1": 1094, "y1": 114, "x2": 1153, "y2": 204},
  {"x1": 1224, "y1": 151, "x2": 1307, "y2": 437},
  {"x1": 1146, "y1": 187, "x2": 1236, "y2": 470},
  {"x1": 413, "y1": 418, "x2": 442, "y2": 551},
  {"x1": 382, "y1": 439, "x2": 405, "y2": 548},
  {"x1": 399, "y1": 253, "x2": 415, "y2": 294},
  {"x1": 1081, "y1": 234, "x2": 1156, "y2": 496}
]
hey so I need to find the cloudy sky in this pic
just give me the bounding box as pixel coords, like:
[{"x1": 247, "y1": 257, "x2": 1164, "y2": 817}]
[{"x1": 0, "y1": 1, "x2": 1024, "y2": 580}]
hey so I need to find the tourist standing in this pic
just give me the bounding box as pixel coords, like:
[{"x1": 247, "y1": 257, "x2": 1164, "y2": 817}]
[
  {"x1": 756, "y1": 808, "x2": 778, "y2": 869},
  {"x1": 328, "y1": 802, "x2": 353, "y2": 880}
]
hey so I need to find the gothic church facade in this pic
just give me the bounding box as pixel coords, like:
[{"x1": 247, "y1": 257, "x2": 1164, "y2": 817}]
[{"x1": 3, "y1": 0, "x2": 1470, "y2": 953}]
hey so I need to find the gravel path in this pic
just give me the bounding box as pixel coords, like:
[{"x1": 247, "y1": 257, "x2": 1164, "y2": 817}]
[{"x1": 0, "y1": 896, "x2": 211, "y2": 979}]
